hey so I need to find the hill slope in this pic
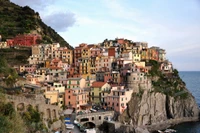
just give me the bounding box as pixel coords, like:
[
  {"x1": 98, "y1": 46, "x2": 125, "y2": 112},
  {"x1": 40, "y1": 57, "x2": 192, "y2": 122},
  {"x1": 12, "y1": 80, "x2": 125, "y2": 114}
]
[{"x1": 0, "y1": 0, "x2": 73, "y2": 49}]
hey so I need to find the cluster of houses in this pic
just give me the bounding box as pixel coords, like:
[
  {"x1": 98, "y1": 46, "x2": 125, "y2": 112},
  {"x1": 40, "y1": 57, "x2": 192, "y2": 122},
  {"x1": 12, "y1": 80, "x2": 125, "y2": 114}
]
[{"x1": 11, "y1": 38, "x2": 173, "y2": 114}]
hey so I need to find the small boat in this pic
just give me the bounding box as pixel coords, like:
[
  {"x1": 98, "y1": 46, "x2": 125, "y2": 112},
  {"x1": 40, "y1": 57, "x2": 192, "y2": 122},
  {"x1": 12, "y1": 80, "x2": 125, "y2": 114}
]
[
  {"x1": 157, "y1": 130, "x2": 164, "y2": 133},
  {"x1": 157, "y1": 129, "x2": 177, "y2": 133},
  {"x1": 164, "y1": 129, "x2": 177, "y2": 133},
  {"x1": 84, "y1": 128, "x2": 96, "y2": 133}
]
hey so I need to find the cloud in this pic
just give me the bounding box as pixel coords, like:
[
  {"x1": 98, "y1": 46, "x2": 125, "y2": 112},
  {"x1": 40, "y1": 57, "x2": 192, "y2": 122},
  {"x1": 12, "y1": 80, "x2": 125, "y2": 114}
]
[
  {"x1": 42, "y1": 12, "x2": 76, "y2": 32},
  {"x1": 11, "y1": 0, "x2": 54, "y2": 10},
  {"x1": 11, "y1": 0, "x2": 77, "y2": 32}
]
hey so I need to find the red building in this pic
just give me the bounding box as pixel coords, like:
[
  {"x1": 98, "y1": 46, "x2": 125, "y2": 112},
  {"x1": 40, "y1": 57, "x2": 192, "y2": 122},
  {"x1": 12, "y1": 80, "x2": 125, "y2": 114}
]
[
  {"x1": 108, "y1": 47, "x2": 115, "y2": 57},
  {"x1": 7, "y1": 34, "x2": 42, "y2": 47}
]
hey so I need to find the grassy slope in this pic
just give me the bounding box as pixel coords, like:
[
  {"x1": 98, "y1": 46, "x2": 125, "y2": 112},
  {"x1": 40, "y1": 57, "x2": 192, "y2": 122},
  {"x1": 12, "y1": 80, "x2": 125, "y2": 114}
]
[{"x1": 0, "y1": 0, "x2": 73, "y2": 49}]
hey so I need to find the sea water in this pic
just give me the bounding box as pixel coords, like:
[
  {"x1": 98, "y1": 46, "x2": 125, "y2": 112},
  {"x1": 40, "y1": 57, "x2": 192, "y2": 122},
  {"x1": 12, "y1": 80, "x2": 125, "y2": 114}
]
[{"x1": 173, "y1": 71, "x2": 200, "y2": 133}]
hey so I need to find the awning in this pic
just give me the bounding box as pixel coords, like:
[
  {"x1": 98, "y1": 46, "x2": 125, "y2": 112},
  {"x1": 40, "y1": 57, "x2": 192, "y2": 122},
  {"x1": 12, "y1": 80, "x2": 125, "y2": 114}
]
[
  {"x1": 64, "y1": 117, "x2": 70, "y2": 121},
  {"x1": 65, "y1": 122, "x2": 71, "y2": 124}
]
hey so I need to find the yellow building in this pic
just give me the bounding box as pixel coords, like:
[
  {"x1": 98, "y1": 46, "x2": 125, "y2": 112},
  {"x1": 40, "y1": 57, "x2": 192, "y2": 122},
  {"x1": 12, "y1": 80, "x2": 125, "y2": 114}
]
[
  {"x1": 79, "y1": 58, "x2": 91, "y2": 80},
  {"x1": 90, "y1": 82, "x2": 111, "y2": 104},
  {"x1": 79, "y1": 46, "x2": 92, "y2": 80},
  {"x1": 141, "y1": 48, "x2": 149, "y2": 60},
  {"x1": 44, "y1": 91, "x2": 59, "y2": 104},
  {"x1": 61, "y1": 48, "x2": 73, "y2": 64},
  {"x1": 67, "y1": 77, "x2": 86, "y2": 89}
]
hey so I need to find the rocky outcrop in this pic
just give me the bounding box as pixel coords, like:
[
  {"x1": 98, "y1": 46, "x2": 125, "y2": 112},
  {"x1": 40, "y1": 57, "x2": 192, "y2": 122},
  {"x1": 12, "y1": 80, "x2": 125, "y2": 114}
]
[
  {"x1": 98, "y1": 121, "x2": 150, "y2": 133},
  {"x1": 119, "y1": 87, "x2": 199, "y2": 128}
]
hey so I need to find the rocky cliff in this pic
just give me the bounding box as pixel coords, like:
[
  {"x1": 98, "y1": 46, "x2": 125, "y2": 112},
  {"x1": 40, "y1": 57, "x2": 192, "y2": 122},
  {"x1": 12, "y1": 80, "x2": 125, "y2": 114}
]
[
  {"x1": 120, "y1": 90, "x2": 199, "y2": 126},
  {"x1": 119, "y1": 64, "x2": 199, "y2": 131}
]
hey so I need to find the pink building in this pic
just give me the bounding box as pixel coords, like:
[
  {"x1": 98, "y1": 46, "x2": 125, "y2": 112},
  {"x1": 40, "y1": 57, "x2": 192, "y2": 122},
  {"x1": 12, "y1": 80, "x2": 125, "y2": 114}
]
[
  {"x1": 65, "y1": 88, "x2": 89, "y2": 111},
  {"x1": 104, "y1": 86, "x2": 133, "y2": 114},
  {"x1": 20, "y1": 64, "x2": 37, "y2": 73}
]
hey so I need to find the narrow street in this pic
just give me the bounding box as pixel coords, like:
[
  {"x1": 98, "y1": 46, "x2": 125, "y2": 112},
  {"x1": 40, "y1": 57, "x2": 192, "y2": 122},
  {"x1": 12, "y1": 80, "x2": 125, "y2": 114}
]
[{"x1": 65, "y1": 113, "x2": 81, "y2": 133}]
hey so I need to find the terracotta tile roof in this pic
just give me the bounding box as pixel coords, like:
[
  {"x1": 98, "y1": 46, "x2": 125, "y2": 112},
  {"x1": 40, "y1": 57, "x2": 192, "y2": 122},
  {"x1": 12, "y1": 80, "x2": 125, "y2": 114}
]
[
  {"x1": 91, "y1": 81, "x2": 107, "y2": 87},
  {"x1": 49, "y1": 66, "x2": 62, "y2": 70},
  {"x1": 87, "y1": 44, "x2": 95, "y2": 48},
  {"x1": 110, "y1": 84, "x2": 119, "y2": 87}
]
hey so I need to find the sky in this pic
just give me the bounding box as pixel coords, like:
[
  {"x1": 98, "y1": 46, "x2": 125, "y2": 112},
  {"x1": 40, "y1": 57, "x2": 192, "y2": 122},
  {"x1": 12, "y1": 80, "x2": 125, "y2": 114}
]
[{"x1": 10, "y1": 0, "x2": 200, "y2": 71}]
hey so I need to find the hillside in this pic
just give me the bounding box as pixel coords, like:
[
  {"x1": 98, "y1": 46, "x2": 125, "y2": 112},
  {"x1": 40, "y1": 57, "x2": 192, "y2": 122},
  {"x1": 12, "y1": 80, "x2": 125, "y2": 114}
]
[
  {"x1": 118, "y1": 61, "x2": 199, "y2": 132},
  {"x1": 0, "y1": 47, "x2": 31, "y2": 66},
  {"x1": 0, "y1": 0, "x2": 73, "y2": 49}
]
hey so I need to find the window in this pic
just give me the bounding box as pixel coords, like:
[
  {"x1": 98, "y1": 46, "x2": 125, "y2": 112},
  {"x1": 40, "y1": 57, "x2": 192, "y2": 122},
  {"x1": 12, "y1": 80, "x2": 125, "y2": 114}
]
[
  {"x1": 99, "y1": 116, "x2": 101, "y2": 120},
  {"x1": 68, "y1": 96, "x2": 70, "y2": 99},
  {"x1": 92, "y1": 117, "x2": 94, "y2": 120},
  {"x1": 68, "y1": 90, "x2": 70, "y2": 93}
]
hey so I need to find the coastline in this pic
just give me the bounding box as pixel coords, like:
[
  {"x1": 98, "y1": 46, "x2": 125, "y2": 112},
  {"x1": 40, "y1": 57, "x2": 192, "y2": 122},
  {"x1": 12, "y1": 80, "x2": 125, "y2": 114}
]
[
  {"x1": 146, "y1": 116, "x2": 199, "y2": 132},
  {"x1": 101, "y1": 116, "x2": 200, "y2": 133}
]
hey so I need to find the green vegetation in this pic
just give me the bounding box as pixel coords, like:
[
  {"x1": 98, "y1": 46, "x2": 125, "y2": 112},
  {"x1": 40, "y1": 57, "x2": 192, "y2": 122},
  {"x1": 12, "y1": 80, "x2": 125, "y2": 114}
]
[
  {"x1": 0, "y1": 89, "x2": 48, "y2": 132},
  {"x1": 148, "y1": 60, "x2": 162, "y2": 77},
  {"x1": 0, "y1": 89, "x2": 26, "y2": 133},
  {"x1": 0, "y1": 56, "x2": 18, "y2": 87},
  {"x1": 147, "y1": 60, "x2": 188, "y2": 99},
  {"x1": 22, "y1": 106, "x2": 48, "y2": 132},
  {"x1": 0, "y1": 47, "x2": 31, "y2": 66},
  {"x1": 0, "y1": 0, "x2": 73, "y2": 49}
]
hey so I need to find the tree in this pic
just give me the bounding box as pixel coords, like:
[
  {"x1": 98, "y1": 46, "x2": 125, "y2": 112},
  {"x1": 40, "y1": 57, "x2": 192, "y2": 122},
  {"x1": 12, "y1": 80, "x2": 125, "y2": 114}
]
[{"x1": 0, "y1": 90, "x2": 26, "y2": 133}]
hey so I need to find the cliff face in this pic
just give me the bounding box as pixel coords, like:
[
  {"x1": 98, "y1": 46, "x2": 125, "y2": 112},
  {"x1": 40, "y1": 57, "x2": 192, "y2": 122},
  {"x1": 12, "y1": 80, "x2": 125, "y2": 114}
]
[
  {"x1": 120, "y1": 90, "x2": 199, "y2": 126},
  {"x1": 119, "y1": 69, "x2": 199, "y2": 127}
]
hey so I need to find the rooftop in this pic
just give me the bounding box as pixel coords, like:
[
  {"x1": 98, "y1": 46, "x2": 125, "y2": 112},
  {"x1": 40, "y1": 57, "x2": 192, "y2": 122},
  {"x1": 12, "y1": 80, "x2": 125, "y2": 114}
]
[{"x1": 91, "y1": 81, "x2": 107, "y2": 87}]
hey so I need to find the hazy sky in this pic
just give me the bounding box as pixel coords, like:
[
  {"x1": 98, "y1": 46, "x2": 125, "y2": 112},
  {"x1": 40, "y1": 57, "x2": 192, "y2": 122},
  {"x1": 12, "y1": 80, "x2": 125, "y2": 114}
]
[{"x1": 11, "y1": 0, "x2": 200, "y2": 71}]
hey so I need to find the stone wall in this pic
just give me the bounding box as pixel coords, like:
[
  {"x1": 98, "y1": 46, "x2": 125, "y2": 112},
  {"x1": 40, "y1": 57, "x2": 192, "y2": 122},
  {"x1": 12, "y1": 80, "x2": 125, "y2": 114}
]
[{"x1": 5, "y1": 94, "x2": 60, "y2": 121}]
